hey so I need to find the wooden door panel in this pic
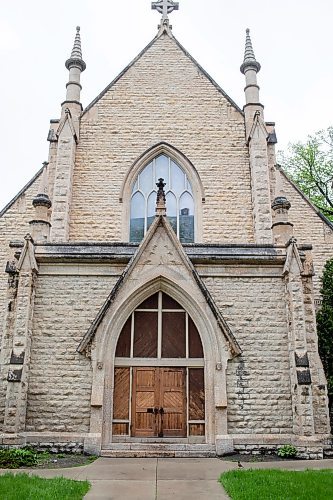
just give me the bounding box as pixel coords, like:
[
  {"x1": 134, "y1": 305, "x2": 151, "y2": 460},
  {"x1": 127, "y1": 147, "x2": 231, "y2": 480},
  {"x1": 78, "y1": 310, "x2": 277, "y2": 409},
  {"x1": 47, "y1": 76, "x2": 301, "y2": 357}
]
[
  {"x1": 131, "y1": 367, "x2": 187, "y2": 438},
  {"x1": 132, "y1": 368, "x2": 158, "y2": 437},
  {"x1": 189, "y1": 368, "x2": 205, "y2": 420},
  {"x1": 113, "y1": 368, "x2": 130, "y2": 420},
  {"x1": 160, "y1": 368, "x2": 186, "y2": 437}
]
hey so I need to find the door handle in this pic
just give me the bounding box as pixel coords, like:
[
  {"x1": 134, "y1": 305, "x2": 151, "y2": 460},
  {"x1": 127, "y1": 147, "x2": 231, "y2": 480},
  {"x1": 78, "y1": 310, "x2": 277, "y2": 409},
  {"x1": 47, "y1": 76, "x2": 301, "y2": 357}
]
[
  {"x1": 158, "y1": 407, "x2": 164, "y2": 437},
  {"x1": 147, "y1": 407, "x2": 159, "y2": 415}
]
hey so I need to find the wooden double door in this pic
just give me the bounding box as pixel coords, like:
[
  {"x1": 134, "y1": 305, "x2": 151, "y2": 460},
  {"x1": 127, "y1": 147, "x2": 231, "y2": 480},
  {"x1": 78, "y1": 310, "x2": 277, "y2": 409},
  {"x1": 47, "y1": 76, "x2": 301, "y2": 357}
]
[{"x1": 132, "y1": 367, "x2": 186, "y2": 438}]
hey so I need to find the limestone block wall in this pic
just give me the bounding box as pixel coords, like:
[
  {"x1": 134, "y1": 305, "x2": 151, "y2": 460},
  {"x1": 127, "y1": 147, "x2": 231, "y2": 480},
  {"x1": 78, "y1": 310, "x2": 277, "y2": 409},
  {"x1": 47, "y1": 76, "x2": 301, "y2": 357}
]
[
  {"x1": 203, "y1": 275, "x2": 294, "y2": 434},
  {"x1": 280, "y1": 175, "x2": 333, "y2": 297},
  {"x1": 69, "y1": 33, "x2": 254, "y2": 244},
  {"x1": 26, "y1": 271, "x2": 118, "y2": 432}
]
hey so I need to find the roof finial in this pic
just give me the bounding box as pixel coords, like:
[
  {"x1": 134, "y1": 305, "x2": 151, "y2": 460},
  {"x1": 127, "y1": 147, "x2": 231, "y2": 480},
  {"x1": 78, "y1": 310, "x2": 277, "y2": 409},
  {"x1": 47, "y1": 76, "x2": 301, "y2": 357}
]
[
  {"x1": 65, "y1": 25, "x2": 86, "y2": 72},
  {"x1": 240, "y1": 28, "x2": 261, "y2": 74},
  {"x1": 63, "y1": 26, "x2": 86, "y2": 109},
  {"x1": 156, "y1": 178, "x2": 166, "y2": 216},
  {"x1": 152, "y1": 0, "x2": 179, "y2": 26}
]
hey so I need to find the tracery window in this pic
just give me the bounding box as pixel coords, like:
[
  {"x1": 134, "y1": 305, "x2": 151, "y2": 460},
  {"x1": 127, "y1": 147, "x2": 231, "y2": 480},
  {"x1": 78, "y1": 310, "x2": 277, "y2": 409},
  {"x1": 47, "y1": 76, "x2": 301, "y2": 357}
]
[{"x1": 130, "y1": 154, "x2": 194, "y2": 243}]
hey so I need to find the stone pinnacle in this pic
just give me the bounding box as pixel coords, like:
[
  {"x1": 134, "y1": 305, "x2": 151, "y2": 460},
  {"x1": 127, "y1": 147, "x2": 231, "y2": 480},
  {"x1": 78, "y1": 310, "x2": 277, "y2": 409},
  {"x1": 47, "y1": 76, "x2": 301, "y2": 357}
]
[{"x1": 240, "y1": 28, "x2": 261, "y2": 74}]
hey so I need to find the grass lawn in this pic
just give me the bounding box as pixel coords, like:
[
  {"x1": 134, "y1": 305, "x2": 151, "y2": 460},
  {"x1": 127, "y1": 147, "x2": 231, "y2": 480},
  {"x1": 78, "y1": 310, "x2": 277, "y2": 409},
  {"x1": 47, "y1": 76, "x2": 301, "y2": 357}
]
[
  {"x1": 0, "y1": 473, "x2": 90, "y2": 500},
  {"x1": 219, "y1": 469, "x2": 333, "y2": 500}
]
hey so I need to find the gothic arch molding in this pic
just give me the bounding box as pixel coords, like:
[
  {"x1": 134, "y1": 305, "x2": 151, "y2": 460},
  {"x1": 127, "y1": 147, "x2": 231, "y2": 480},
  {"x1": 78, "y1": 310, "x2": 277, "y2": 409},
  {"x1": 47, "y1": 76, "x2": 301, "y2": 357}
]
[
  {"x1": 120, "y1": 142, "x2": 204, "y2": 242},
  {"x1": 89, "y1": 275, "x2": 232, "y2": 447}
]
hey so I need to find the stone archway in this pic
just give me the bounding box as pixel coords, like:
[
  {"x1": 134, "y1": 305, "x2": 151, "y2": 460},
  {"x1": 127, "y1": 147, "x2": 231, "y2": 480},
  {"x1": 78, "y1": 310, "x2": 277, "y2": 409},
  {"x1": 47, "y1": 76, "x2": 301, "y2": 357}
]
[{"x1": 86, "y1": 275, "x2": 234, "y2": 452}]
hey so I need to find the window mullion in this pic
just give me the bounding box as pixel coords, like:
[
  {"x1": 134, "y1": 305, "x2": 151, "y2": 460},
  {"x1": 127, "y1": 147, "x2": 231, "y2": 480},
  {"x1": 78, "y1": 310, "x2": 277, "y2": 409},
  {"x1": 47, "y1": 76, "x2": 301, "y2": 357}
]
[
  {"x1": 186, "y1": 312, "x2": 189, "y2": 358},
  {"x1": 176, "y1": 196, "x2": 180, "y2": 238},
  {"x1": 130, "y1": 312, "x2": 134, "y2": 358},
  {"x1": 144, "y1": 195, "x2": 148, "y2": 234},
  {"x1": 158, "y1": 291, "x2": 162, "y2": 359}
]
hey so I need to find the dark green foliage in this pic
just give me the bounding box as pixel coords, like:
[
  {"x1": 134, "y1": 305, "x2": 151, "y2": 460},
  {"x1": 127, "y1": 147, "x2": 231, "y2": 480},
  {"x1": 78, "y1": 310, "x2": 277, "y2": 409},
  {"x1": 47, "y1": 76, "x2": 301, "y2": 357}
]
[
  {"x1": 277, "y1": 444, "x2": 297, "y2": 458},
  {"x1": 279, "y1": 127, "x2": 333, "y2": 221},
  {"x1": 0, "y1": 448, "x2": 39, "y2": 468},
  {"x1": 0, "y1": 473, "x2": 90, "y2": 500},
  {"x1": 220, "y1": 469, "x2": 333, "y2": 500},
  {"x1": 317, "y1": 258, "x2": 333, "y2": 429}
]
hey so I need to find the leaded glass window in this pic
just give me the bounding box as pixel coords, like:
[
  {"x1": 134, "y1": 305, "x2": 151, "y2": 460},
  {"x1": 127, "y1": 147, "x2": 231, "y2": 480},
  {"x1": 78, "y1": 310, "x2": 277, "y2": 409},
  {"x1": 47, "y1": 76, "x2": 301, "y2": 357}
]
[{"x1": 130, "y1": 155, "x2": 194, "y2": 243}]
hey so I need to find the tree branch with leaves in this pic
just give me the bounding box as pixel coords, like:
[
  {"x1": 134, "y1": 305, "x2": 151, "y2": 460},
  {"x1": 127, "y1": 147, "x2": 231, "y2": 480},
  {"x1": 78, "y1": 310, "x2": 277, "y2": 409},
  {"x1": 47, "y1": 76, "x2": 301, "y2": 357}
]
[{"x1": 279, "y1": 127, "x2": 333, "y2": 221}]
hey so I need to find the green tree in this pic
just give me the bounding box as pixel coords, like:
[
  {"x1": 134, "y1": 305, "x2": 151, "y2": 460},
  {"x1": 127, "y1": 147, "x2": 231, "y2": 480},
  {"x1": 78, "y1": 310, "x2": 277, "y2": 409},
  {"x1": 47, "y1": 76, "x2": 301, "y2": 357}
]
[
  {"x1": 279, "y1": 127, "x2": 333, "y2": 221},
  {"x1": 316, "y1": 258, "x2": 333, "y2": 430}
]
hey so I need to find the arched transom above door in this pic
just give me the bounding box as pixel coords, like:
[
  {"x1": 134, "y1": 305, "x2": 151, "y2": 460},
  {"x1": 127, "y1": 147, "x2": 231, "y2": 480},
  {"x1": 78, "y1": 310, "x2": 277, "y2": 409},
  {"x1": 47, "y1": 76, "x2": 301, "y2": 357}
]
[{"x1": 115, "y1": 291, "x2": 203, "y2": 359}]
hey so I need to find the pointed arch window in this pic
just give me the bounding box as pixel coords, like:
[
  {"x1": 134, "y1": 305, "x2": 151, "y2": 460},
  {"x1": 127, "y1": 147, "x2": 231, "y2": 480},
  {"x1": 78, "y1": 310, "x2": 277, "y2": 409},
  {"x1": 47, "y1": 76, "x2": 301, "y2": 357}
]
[{"x1": 130, "y1": 154, "x2": 195, "y2": 243}]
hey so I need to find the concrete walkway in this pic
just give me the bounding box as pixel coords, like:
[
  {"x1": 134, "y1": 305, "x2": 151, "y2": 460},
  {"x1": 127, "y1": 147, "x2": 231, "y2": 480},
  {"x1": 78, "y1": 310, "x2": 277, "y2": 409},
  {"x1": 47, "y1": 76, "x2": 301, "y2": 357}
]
[{"x1": 1, "y1": 457, "x2": 332, "y2": 499}]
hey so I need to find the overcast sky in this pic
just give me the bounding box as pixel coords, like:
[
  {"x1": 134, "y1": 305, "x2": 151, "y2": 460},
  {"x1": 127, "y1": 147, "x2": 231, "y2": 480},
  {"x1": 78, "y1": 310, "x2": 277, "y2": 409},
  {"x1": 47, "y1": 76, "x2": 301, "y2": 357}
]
[{"x1": 1, "y1": 0, "x2": 332, "y2": 209}]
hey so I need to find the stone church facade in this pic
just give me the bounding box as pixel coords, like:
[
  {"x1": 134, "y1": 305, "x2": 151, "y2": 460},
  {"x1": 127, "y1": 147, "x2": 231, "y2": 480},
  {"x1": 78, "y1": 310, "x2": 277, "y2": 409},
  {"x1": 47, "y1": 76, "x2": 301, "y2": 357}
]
[{"x1": 0, "y1": 5, "x2": 332, "y2": 457}]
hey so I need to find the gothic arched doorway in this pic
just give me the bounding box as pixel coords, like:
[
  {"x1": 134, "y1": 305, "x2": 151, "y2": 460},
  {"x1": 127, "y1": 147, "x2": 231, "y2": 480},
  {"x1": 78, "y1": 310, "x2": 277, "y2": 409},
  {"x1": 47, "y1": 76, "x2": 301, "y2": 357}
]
[{"x1": 112, "y1": 291, "x2": 205, "y2": 439}]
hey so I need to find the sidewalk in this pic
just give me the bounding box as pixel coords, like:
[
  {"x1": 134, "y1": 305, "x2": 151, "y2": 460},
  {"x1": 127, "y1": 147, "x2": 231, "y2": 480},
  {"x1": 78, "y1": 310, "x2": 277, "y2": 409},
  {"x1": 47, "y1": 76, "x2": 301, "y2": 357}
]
[{"x1": 1, "y1": 457, "x2": 332, "y2": 499}]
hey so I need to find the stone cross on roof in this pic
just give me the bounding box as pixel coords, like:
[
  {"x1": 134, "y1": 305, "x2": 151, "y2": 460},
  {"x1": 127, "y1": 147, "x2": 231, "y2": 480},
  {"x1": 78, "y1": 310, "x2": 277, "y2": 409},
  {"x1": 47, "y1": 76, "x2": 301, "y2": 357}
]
[{"x1": 151, "y1": 0, "x2": 179, "y2": 21}]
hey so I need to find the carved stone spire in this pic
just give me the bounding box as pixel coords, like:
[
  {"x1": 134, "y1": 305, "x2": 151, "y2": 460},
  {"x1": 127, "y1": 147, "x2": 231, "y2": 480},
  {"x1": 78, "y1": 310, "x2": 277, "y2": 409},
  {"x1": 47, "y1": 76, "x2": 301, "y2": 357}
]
[
  {"x1": 65, "y1": 26, "x2": 86, "y2": 72},
  {"x1": 240, "y1": 28, "x2": 261, "y2": 74},
  {"x1": 156, "y1": 178, "x2": 166, "y2": 216},
  {"x1": 63, "y1": 26, "x2": 86, "y2": 107},
  {"x1": 240, "y1": 29, "x2": 261, "y2": 107}
]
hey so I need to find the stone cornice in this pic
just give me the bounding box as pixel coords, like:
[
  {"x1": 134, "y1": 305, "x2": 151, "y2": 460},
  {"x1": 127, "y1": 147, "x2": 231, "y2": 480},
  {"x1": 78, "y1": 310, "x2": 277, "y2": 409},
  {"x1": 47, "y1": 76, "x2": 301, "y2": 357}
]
[{"x1": 32, "y1": 242, "x2": 310, "y2": 265}]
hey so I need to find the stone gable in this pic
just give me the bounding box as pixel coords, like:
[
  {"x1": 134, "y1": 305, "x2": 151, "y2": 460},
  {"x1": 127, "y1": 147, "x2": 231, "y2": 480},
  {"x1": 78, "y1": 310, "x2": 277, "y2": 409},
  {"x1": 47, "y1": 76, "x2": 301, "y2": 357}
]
[{"x1": 69, "y1": 33, "x2": 254, "y2": 243}]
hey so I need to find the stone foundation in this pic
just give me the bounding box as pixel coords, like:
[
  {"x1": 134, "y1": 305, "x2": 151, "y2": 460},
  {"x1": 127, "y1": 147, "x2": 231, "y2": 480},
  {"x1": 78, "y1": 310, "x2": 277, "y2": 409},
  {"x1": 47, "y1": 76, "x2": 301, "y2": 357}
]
[
  {"x1": 234, "y1": 443, "x2": 326, "y2": 460},
  {"x1": 0, "y1": 434, "x2": 85, "y2": 454},
  {"x1": 1, "y1": 432, "x2": 331, "y2": 459},
  {"x1": 323, "y1": 437, "x2": 333, "y2": 458}
]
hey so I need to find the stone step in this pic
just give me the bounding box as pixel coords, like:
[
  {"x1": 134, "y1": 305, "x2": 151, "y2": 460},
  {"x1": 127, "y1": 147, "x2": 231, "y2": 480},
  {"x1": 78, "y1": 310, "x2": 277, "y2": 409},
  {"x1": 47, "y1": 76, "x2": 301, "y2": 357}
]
[
  {"x1": 100, "y1": 449, "x2": 216, "y2": 458},
  {"x1": 101, "y1": 443, "x2": 216, "y2": 458},
  {"x1": 103, "y1": 443, "x2": 215, "y2": 451}
]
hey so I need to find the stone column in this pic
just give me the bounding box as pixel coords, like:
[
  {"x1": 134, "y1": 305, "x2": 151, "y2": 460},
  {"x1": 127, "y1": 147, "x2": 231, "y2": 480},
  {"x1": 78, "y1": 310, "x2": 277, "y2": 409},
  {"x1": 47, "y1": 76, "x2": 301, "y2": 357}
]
[
  {"x1": 29, "y1": 162, "x2": 52, "y2": 242},
  {"x1": 49, "y1": 27, "x2": 86, "y2": 242},
  {"x1": 301, "y1": 251, "x2": 330, "y2": 435},
  {"x1": 271, "y1": 195, "x2": 294, "y2": 244},
  {"x1": 3, "y1": 235, "x2": 38, "y2": 436},
  {"x1": 49, "y1": 110, "x2": 77, "y2": 241},
  {"x1": 283, "y1": 238, "x2": 315, "y2": 436},
  {"x1": 240, "y1": 29, "x2": 272, "y2": 243},
  {"x1": 247, "y1": 113, "x2": 273, "y2": 243}
]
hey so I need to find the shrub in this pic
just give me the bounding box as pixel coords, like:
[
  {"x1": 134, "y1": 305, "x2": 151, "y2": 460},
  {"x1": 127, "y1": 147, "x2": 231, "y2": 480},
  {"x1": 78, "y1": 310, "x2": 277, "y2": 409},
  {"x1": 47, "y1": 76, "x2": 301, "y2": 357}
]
[
  {"x1": 317, "y1": 257, "x2": 333, "y2": 431},
  {"x1": 0, "y1": 448, "x2": 39, "y2": 468},
  {"x1": 277, "y1": 445, "x2": 297, "y2": 458}
]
